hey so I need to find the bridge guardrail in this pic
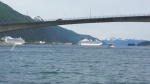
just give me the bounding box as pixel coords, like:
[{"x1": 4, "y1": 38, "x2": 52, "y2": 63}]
[
  {"x1": 44, "y1": 14, "x2": 150, "y2": 21},
  {"x1": 0, "y1": 14, "x2": 150, "y2": 24}
]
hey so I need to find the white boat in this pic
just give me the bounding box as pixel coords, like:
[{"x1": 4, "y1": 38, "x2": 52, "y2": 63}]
[
  {"x1": 2, "y1": 36, "x2": 25, "y2": 50},
  {"x1": 107, "y1": 37, "x2": 115, "y2": 48},
  {"x1": 2, "y1": 36, "x2": 25, "y2": 45},
  {"x1": 108, "y1": 43, "x2": 114, "y2": 48},
  {"x1": 78, "y1": 39, "x2": 102, "y2": 46}
]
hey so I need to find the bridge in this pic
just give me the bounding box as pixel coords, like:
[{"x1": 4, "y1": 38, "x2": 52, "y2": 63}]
[{"x1": 0, "y1": 14, "x2": 150, "y2": 32}]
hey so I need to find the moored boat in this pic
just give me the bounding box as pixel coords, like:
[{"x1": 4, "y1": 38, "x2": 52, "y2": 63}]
[
  {"x1": 2, "y1": 36, "x2": 25, "y2": 45},
  {"x1": 1, "y1": 36, "x2": 25, "y2": 50}
]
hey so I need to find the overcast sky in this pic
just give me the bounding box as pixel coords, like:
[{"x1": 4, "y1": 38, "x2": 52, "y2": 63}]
[{"x1": 1, "y1": 0, "x2": 150, "y2": 40}]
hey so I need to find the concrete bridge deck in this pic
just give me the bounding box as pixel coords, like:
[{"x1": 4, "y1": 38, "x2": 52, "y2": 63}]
[{"x1": 0, "y1": 15, "x2": 150, "y2": 32}]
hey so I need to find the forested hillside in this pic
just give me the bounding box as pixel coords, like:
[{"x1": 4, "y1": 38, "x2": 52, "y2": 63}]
[{"x1": 0, "y1": 2, "x2": 32, "y2": 23}]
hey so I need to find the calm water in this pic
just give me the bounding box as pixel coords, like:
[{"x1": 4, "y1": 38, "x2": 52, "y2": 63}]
[{"x1": 0, "y1": 45, "x2": 150, "y2": 84}]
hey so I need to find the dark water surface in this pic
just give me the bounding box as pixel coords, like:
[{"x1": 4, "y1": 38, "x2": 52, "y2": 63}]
[{"x1": 0, "y1": 45, "x2": 150, "y2": 84}]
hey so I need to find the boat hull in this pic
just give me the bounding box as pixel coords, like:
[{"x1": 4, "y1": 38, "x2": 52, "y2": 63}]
[{"x1": 108, "y1": 44, "x2": 114, "y2": 48}]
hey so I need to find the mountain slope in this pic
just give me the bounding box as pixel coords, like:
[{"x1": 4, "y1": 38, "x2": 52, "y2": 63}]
[
  {"x1": 0, "y1": 1, "x2": 98, "y2": 44},
  {"x1": 102, "y1": 38, "x2": 145, "y2": 46},
  {"x1": 0, "y1": 1, "x2": 32, "y2": 23},
  {"x1": 137, "y1": 41, "x2": 150, "y2": 46}
]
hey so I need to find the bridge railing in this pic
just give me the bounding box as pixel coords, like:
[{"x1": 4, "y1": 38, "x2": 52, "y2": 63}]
[
  {"x1": 43, "y1": 14, "x2": 150, "y2": 21},
  {"x1": 0, "y1": 14, "x2": 150, "y2": 24}
]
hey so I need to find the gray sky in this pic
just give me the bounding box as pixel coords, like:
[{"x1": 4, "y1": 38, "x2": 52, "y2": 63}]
[{"x1": 1, "y1": 0, "x2": 150, "y2": 40}]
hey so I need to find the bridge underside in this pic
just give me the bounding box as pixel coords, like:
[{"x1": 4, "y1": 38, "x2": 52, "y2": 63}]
[{"x1": 0, "y1": 15, "x2": 150, "y2": 32}]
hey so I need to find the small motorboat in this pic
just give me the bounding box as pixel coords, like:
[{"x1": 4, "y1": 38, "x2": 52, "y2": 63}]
[{"x1": 108, "y1": 43, "x2": 114, "y2": 48}]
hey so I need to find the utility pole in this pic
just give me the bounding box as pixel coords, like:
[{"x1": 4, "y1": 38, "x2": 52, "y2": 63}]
[{"x1": 90, "y1": 7, "x2": 91, "y2": 19}]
